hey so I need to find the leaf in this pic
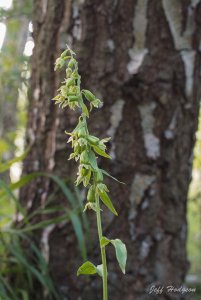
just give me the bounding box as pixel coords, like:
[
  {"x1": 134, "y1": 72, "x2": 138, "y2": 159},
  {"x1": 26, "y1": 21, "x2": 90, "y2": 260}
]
[
  {"x1": 0, "y1": 172, "x2": 87, "y2": 263},
  {"x1": 0, "y1": 179, "x2": 28, "y2": 224},
  {"x1": 5, "y1": 214, "x2": 69, "y2": 233},
  {"x1": 19, "y1": 290, "x2": 29, "y2": 300},
  {"x1": 0, "y1": 148, "x2": 29, "y2": 173},
  {"x1": 92, "y1": 145, "x2": 111, "y2": 159},
  {"x1": 88, "y1": 150, "x2": 98, "y2": 170},
  {"x1": 100, "y1": 236, "x2": 110, "y2": 247},
  {"x1": 99, "y1": 191, "x2": 118, "y2": 216},
  {"x1": 77, "y1": 261, "x2": 97, "y2": 276},
  {"x1": 69, "y1": 211, "x2": 87, "y2": 261},
  {"x1": 111, "y1": 239, "x2": 127, "y2": 274},
  {"x1": 0, "y1": 273, "x2": 18, "y2": 300},
  {"x1": 101, "y1": 169, "x2": 125, "y2": 184},
  {"x1": 74, "y1": 186, "x2": 90, "y2": 240},
  {"x1": 83, "y1": 169, "x2": 91, "y2": 187}
]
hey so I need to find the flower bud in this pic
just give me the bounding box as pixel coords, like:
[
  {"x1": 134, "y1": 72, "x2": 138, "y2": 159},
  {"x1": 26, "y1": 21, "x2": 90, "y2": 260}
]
[
  {"x1": 77, "y1": 127, "x2": 87, "y2": 138},
  {"x1": 87, "y1": 186, "x2": 95, "y2": 202},
  {"x1": 68, "y1": 95, "x2": 79, "y2": 102},
  {"x1": 87, "y1": 135, "x2": 99, "y2": 145},
  {"x1": 80, "y1": 167, "x2": 88, "y2": 176},
  {"x1": 61, "y1": 49, "x2": 68, "y2": 58},
  {"x1": 68, "y1": 58, "x2": 76, "y2": 69},
  {"x1": 83, "y1": 90, "x2": 95, "y2": 102},
  {"x1": 66, "y1": 68, "x2": 72, "y2": 78},
  {"x1": 74, "y1": 143, "x2": 81, "y2": 153},
  {"x1": 80, "y1": 151, "x2": 89, "y2": 164},
  {"x1": 66, "y1": 78, "x2": 75, "y2": 87},
  {"x1": 61, "y1": 86, "x2": 68, "y2": 97},
  {"x1": 95, "y1": 170, "x2": 103, "y2": 183}
]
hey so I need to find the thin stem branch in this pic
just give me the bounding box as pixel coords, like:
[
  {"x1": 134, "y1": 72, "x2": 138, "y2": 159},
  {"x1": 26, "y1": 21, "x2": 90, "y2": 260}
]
[{"x1": 96, "y1": 195, "x2": 108, "y2": 300}]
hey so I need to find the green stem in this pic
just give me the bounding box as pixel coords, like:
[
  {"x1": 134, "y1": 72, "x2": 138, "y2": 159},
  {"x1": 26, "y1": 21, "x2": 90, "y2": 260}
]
[{"x1": 96, "y1": 195, "x2": 108, "y2": 300}]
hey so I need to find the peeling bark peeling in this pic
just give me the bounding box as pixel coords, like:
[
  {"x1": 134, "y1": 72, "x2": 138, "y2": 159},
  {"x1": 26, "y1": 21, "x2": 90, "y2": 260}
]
[
  {"x1": 129, "y1": 174, "x2": 155, "y2": 219},
  {"x1": 139, "y1": 103, "x2": 160, "y2": 159},
  {"x1": 127, "y1": 0, "x2": 149, "y2": 74},
  {"x1": 42, "y1": 0, "x2": 48, "y2": 17},
  {"x1": 162, "y1": 0, "x2": 194, "y2": 50},
  {"x1": 41, "y1": 224, "x2": 55, "y2": 262},
  {"x1": 181, "y1": 50, "x2": 196, "y2": 98},
  {"x1": 72, "y1": 1, "x2": 82, "y2": 40},
  {"x1": 162, "y1": 0, "x2": 199, "y2": 98},
  {"x1": 140, "y1": 236, "x2": 152, "y2": 260},
  {"x1": 164, "y1": 111, "x2": 177, "y2": 140},
  {"x1": 107, "y1": 39, "x2": 115, "y2": 52},
  {"x1": 107, "y1": 99, "x2": 125, "y2": 159}
]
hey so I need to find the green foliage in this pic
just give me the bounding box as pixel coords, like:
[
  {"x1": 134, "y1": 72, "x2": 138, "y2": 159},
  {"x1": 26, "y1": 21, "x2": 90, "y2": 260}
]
[
  {"x1": 111, "y1": 239, "x2": 127, "y2": 274},
  {"x1": 0, "y1": 155, "x2": 89, "y2": 299},
  {"x1": 77, "y1": 261, "x2": 104, "y2": 278},
  {"x1": 0, "y1": 148, "x2": 29, "y2": 173},
  {"x1": 77, "y1": 261, "x2": 97, "y2": 276},
  {"x1": 100, "y1": 237, "x2": 127, "y2": 274},
  {"x1": 0, "y1": 233, "x2": 61, "y2": 300},
  {"x1": 99, "y1": 190, "x2": 118, "y2": 216},
  {"x1": 54, "y1": 46, "x2": 127, "y2": 300}
]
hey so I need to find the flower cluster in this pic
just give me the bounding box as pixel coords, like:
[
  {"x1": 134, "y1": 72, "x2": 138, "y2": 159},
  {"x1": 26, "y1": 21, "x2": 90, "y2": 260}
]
[
  {"x1": 53, "y1": 46, "x2": 116, "y2": 214},
  {"x1": 53, "y1": 47, "x2": 102, "y2": 112}
]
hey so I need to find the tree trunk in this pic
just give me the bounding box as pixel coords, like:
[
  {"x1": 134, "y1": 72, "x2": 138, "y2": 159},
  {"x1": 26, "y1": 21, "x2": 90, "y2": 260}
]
[{"x1": 21, "y1": 0, "x2": 201, "y2": 299}]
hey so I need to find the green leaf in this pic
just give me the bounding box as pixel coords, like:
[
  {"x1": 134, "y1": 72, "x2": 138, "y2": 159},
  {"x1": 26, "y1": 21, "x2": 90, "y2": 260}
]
[
  {"x1": 69, "y1": 211, "x2": 87, "y2": 261},
  {"x1": 4, "y1": 214, "x2": 69, "y2": 233},
  {"x1": 0, "y1": 148, "x2": 29, "y2": 173},
  {"x1": 77, "y1": 261, "x2": 97, "y2": 276},
  {"x1": 88, "y1": 150, "x2": 98, "y2": 170},
  {"x1": 20, "y1": 290, "x2": 30, "y2": 300},
  {"x1": 92, "y1": 145, "x2": 111, "y2": 159},
  {"x1": 0, "y1": 179, "x2": 28, "y2": 224},
  {"x1": 101, "y1": 169, "x2": 125, "y2": 184},
  {"x1": 0, "y1": 273, "x2": 18, "y2": 300},
  {"x1": 100, "y1": 236, "x2": 110, "y2": 247},
  {"x1": 74, "y1": 186, "x2": 90, "y2": 242},
  {"x1": 99, "y1": 191, "x2": 118, "y2": 216},
  {"x1": 111, "y1": 239, "x2": 127, "y2": 274}
]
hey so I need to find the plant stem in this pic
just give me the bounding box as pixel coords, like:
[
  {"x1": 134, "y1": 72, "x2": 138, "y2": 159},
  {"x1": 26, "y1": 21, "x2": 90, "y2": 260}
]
[{"x1": 96, "y1": 195, "x2": 108, "y2": 300}]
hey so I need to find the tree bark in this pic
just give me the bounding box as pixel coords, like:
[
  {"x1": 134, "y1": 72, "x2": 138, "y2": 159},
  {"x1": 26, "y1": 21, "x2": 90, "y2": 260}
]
[{"x1": 21, "y1": 0, "x2": 201, "y2": 299}]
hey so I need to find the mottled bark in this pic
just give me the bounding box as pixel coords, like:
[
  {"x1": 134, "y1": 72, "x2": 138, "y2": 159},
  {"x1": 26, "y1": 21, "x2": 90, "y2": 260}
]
[{"x1": 21, "y1": 0, "x2": 201, "y2": 299}]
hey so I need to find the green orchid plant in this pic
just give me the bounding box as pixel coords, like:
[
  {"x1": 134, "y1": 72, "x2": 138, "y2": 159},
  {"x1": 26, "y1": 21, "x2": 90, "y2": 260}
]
[{"x1": 53, "y1": 46, "x2": 127, "y2": 300}]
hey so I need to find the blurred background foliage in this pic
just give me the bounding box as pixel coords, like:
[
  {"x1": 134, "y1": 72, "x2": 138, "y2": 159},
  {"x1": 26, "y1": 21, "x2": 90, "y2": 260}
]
[
  {"x1": 187, "y1": 113, "x2": 201, "y2": 276},
  {"x1": 0, "y1": 0, "x2": 200, "y2": 299}
]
